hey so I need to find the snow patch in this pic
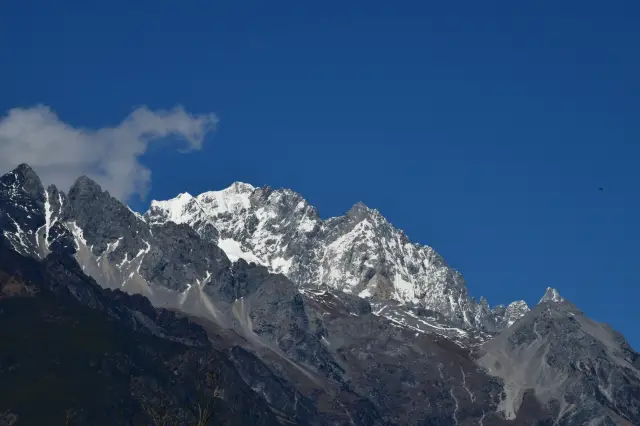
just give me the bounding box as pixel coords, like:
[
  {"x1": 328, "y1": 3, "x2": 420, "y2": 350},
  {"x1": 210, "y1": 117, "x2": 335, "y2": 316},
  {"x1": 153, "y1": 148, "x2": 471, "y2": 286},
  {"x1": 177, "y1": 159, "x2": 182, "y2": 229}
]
[
  {"x1": 393, "y1": 273, "x2": 416, "y2": 302},
  {"x1": 43, "y1": 189, "x2": 52, "y2": 244},
  {"x1": 126, "y1": 205, "x2": 147, "y2": 222},
  {"x1": 298, "y1": 215, "x2": 317, "y2": 233},
  {"x1": 358, "y1": 288, "x2": 372, "y2": 298},
  {"x1": 217, "y1": 238, "x2": 264, "y2": 265},
  {"x1": 271, "y1": 256, "x2": 293, "y2": 275}
]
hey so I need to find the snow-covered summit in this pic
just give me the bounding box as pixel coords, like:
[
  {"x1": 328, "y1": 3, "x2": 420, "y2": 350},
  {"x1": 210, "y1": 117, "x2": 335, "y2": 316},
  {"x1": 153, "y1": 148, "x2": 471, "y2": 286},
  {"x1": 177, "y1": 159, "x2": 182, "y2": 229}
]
[
  {"x1": 145, "y1": 181, "x2": 532, "y2": 332},
  {"x1": 147, "y1": 192, "x2": 195, "y2": 225},
  {"x1": 195, "y1": 183, "x2": 254, "y2": 226}
]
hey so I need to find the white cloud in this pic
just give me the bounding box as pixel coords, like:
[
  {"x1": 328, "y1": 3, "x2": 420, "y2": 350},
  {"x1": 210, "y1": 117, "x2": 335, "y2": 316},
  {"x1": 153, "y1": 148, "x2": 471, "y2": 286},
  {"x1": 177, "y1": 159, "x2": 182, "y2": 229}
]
[{"x1": 0, "y1": 105, "x2": 218, "y2": 200}]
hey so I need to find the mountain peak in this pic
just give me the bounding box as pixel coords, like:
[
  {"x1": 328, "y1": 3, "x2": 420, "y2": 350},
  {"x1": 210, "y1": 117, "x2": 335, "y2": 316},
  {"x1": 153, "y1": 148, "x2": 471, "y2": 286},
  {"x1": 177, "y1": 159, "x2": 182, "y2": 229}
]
[
  {"x1": 175, "y1": 192, "x2": 193, "y2": 200},
  {"x1": 13, "y1": 163, "x2": 37, "y2": 177},
  {"x1": 346, "y1": 201, "x2": 379, "y2": 220},
  {"x1": 70, "y1": 175, "x2": 103, "y2": 195},
  {"x1": 350, "y1": 201, "x2": 369, "y2": 210},
  {"x1": 1, "y1": 163, "x2": 45, "y2": 203},
  {"x1": 538, "y1": 287, "x2": 565, "y2": 304},
  {"x1": 227, "y1": 181, "x2": 255, "y2": 193},
  {"x1": 147, "y1": 192, "x2": 199, "y2": 226},
  {"x1": 11, "y1": 163, "x2": 43, "y2": 186},
  {"x1": 508, "y1": 300, "x2": 530, "y2": 310}
]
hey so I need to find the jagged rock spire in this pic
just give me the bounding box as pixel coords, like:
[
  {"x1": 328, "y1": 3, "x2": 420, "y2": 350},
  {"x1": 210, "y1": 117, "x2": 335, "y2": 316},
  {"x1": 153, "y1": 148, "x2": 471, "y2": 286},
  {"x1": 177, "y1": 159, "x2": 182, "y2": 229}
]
[{"x1": 538, "y1": 287, "x2": 565, "y2": 304}]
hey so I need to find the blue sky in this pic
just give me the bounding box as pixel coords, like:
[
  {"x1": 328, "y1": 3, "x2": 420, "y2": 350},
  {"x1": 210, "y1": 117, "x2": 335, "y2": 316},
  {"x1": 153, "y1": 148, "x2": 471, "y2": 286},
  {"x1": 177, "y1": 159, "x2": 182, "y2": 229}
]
[{"x1": 1, "y1": 1, "x2": 639, "y2": 346}]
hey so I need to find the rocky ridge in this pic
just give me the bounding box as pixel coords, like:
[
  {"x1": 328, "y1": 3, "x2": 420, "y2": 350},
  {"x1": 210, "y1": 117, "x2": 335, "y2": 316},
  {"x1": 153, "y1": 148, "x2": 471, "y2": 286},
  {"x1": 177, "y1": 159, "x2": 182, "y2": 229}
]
[
  {"x1": 1, "y1": 164, "x2": 638, "y2": 425},
  {"x1": 145, "y1": 182, "x2": 531, "y2": 334}
]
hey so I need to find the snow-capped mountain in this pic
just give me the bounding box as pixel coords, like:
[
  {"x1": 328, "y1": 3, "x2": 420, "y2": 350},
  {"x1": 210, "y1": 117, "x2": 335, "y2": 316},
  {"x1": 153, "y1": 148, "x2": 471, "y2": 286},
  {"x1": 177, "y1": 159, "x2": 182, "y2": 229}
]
[
  {"x1": 2, "y1": 164, "x2": 639, "y2": 425},
  {"x1": 145, "y1": 182, "x2": 531, "y2": 332}
]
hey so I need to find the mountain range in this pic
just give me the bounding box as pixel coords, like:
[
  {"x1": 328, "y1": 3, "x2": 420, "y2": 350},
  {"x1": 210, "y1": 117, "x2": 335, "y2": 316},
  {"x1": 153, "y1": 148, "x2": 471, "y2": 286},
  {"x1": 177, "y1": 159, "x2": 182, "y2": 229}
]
[{"x1": 1, "y1": 163, "x2": 638, "y2": 425}]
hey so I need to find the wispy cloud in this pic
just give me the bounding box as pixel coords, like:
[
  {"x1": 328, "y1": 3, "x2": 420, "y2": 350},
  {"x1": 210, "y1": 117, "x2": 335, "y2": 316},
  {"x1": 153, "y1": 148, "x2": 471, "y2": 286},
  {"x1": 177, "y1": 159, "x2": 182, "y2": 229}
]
[{"x1": 0, "y1": 105, "x2": 218, "y2": 200}]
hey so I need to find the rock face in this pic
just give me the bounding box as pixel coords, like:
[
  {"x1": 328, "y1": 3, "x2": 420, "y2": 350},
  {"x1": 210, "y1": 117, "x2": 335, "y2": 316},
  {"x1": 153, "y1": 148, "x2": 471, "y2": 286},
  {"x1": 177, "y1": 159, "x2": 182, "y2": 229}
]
[
  {"x1": 476, "y1": 294, "x2": 640, "y2": 426},
  {"x1": 0, "y1": 239, "x2": 279, "y2": 426},
  {"x1": 145, "y1": 182, "x2": 532, "y2": 332},
  {"x1": 1, "y1": 164, "x2": 638, "y2": 425},
  {"x1": 0, "y1": 164, "x2": 47, "y2": 257}
]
